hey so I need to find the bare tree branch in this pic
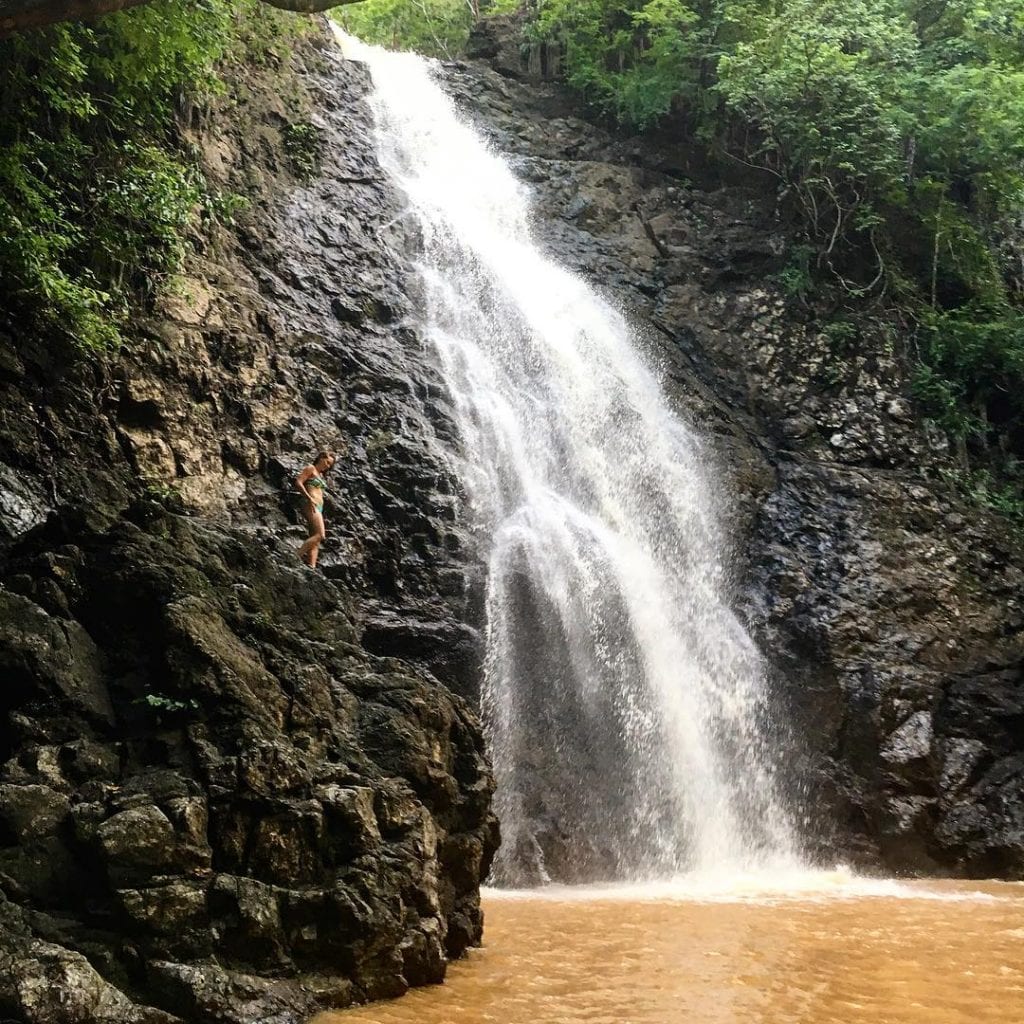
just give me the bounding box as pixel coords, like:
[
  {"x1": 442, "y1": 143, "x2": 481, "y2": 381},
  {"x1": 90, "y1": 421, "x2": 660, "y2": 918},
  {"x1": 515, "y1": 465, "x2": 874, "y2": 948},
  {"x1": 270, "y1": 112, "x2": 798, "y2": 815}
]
[{"x1": 0, "y1": 0, "x2": 362, "y2": 38}]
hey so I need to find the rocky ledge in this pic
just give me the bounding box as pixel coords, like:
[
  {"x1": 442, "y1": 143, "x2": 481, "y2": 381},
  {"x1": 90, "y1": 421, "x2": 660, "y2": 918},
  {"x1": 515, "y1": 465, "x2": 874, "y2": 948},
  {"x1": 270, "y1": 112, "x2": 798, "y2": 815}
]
[
  {"x1": 0, "y1": 20, "x2": 500, "y2": 1022},
  {"x1": 0, "y1": 504, "x2": 497, "y2": 1023}
]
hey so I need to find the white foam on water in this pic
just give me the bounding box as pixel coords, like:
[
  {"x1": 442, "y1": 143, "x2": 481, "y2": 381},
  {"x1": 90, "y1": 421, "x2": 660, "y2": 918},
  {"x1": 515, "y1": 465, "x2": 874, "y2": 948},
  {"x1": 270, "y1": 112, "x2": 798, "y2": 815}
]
[{"x1": 483, "y1": 868, "x2": 1010, "y2": 905}]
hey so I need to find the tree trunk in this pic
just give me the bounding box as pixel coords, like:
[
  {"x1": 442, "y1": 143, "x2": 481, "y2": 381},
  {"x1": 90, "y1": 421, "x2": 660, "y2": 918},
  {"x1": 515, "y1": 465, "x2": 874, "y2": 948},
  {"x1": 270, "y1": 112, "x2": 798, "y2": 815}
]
[{"x1": 0, "y1": 0, "x2": 361, "y2": 38}]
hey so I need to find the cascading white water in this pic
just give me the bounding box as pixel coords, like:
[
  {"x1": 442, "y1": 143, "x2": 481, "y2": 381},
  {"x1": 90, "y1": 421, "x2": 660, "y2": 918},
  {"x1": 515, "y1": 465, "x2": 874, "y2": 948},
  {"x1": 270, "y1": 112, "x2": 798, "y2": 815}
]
[{"x1": 338, "y1": 30, "x2": 800, "y2": 883}]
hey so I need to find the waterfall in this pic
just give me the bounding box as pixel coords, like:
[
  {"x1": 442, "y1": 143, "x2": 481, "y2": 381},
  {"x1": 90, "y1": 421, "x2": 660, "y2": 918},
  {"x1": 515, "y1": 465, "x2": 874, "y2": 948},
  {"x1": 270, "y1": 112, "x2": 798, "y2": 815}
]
[{"x1": 338, "y1": 31, "x2": 799, "y2": 884}]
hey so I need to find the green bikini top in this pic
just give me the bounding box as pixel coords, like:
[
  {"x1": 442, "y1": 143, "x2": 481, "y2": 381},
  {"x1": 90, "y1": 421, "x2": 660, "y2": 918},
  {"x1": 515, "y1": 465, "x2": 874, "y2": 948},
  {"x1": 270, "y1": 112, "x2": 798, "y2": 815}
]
[{"x1": 308, "y1": 476, "x2": 327, "y2": 490}]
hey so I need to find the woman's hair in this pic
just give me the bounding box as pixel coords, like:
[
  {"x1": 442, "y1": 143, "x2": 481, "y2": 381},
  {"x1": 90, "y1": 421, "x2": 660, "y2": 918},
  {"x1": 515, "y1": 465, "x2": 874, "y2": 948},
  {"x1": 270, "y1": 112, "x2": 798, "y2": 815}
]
[{"x1": 314, "y1": 450, "x2": 335, "y2": 466}]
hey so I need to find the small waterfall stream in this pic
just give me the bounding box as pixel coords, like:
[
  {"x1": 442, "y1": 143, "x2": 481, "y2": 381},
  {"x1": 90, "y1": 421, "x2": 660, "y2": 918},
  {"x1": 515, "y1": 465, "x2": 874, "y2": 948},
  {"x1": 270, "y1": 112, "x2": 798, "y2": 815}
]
[{"x1": 338, "y1": 32, "x2": 799, "y2": 884}]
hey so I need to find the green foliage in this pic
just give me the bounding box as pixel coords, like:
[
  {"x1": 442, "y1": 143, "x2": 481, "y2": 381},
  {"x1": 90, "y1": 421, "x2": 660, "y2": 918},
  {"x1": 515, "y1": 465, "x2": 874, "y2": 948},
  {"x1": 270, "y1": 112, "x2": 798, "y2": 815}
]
[
  {"x1": 142, "y1": 479, "x2": 187, "y2": 513},
  {"x1": 819, "y1": 317, "x2": 860, "y2": 353},
  {"x1": 777, "y1": 243, "x2": 814, "y2": 300},
  {"x1": 335, "y1": 0, "x2": 472, "y2": 57},
  {"x1": 714, "y1": 1, "x2": 1024, "y2": 298},
  {"x1": 939, "y1": 465, "x2": 1024, "y2": 523},
  {"x1": 201, "y1": 187, "x2": 251, "y2": 228},
  {"x1": 0, "y1": 0, "x2": 295, "y2": 351},
  {"x1": 334, "y1": 0, "x2": 519, "y2": 59},
  {"x1": 283, "y1": 120, "x2": 323, "y2": 179},
  {"x1": 533, "y1": 0, "x2": 1024, "y2": 513},
  {"x1": 536, "y1": 0, "x2": 1024, "y2": 274},
  {"x1": 716, "y1": 1, "x2": 917, "y2": 268},
  {"x1": 913, "y1": 302, "x2": 1024, "y2": 438},
  {"x1": 535, "y1": 0, "x2": 718, "y2": 127},
  {"x1": 136, "y1": 693, "x2": 200, "y2": 715}
]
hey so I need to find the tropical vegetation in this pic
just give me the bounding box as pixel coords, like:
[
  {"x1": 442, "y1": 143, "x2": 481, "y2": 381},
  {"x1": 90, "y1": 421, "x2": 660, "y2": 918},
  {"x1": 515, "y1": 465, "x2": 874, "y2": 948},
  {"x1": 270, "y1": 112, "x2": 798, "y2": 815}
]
[
  {"x1": 0, "y1": 0, "x2": 307, "y2": 349},
  {"x1": 333, "y1": 0, "x2": 518, "y2": 57}
]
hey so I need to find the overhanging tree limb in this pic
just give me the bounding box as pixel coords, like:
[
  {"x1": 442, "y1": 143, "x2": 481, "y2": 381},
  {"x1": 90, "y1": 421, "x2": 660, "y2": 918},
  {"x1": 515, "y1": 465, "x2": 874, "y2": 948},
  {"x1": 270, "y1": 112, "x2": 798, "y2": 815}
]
[
  {"x1": 0, "y1": 0, "x2": 360, "y2": 38},
  {"x1": 262, "y1": 0, "x2": 355, "y2": 11}
]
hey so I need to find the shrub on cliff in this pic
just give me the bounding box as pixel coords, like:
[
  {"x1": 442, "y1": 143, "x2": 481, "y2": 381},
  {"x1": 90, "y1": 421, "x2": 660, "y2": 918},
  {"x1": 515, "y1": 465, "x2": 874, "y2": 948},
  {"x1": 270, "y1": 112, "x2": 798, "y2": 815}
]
[{"x1": 0, "y1": 0, "x2": 306, "y2": 350}]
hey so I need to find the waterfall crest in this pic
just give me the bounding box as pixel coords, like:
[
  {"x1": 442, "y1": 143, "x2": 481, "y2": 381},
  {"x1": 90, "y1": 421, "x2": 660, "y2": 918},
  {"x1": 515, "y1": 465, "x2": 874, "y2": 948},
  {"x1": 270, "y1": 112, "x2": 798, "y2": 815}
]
[{"x1": 339, "y1": 31, "x2": 799, "y2": 884}]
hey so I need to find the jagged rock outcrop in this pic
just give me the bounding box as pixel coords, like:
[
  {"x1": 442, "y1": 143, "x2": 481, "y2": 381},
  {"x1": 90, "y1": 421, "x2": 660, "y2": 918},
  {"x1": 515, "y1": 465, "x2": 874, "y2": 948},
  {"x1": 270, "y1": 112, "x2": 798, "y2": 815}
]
[
  {"x1": 0, "y1": 22, "x2": 497, "y2": 1024},
  {"x1": 0, "y1": 504, "x2": 496, "y2": 1022},
  {"x1": 0, "y1": 28, "x2": 481, "y2": 693},
  {"x1": 445, "y1": 17, "x2": 1024, "y2": 877}
]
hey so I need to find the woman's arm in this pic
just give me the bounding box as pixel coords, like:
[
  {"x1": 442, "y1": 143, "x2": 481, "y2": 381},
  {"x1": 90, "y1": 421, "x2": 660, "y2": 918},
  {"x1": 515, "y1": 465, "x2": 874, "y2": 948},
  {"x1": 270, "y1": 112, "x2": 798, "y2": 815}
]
[{"x1": 295, "y1": 465, "x2": 316, "y2": 504}]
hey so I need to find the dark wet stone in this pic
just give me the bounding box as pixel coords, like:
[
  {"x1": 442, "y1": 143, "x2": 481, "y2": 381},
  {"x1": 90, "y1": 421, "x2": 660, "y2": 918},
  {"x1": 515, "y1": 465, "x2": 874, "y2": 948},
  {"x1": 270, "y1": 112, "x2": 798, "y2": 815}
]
[
  {"x1": 0, "y1": 507, "x2": 497, "y2": 1022},
  {"x1": 0, "y1": 27, "x2": 496, "y2": 1022},
  {"x1": 449, "y1": 16, "x2": 1024, "y2": 878}
]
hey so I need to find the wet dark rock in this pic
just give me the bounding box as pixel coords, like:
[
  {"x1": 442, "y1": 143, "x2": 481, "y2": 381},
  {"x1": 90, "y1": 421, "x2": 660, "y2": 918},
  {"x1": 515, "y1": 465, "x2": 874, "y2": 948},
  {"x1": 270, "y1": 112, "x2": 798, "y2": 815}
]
[
  {"x1": 0, "y1": 32, "x2": 475, "y2": 634},
  {"x1": 361, "y1": 614, "x2": 483, "y2": 702},
  {"x1": 0, "y1": 466, "x2": 48, "y2": 544},
  {"x1": 0, "y1": 21, "x2": 496, "y2": 1024},
  {"x1": 0, "y1": 897, "x2": 180, "y2": 1024},
  {"x1": 444, "y1": 18, "x2": 1024, "y2": 878},
  {"x1": 0, "y1": 507, "x2": 497, "y2": 1022}
]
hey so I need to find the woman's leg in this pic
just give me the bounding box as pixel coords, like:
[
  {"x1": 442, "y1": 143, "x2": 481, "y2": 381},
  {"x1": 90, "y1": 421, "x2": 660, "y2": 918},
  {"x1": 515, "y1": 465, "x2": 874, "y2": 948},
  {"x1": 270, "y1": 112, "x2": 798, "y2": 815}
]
[
  {"x1": 308, "y1": 516, "x2": 325, "y2": 568},
  {"x1": 298, "y1": 509, "x2": 326, "y2": 567}
]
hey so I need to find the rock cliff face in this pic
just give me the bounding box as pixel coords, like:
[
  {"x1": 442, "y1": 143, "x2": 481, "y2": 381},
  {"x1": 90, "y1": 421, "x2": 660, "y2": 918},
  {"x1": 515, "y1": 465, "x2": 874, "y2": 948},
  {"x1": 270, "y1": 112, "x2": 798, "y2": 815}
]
[
  {"x1": 0, "y1": 29, "x2": 480, "y2": 697},
  {"x1": 1, "y1": 17, "x2": 1022, "y2": 1022},
  {"x1": 452, "y1": 17, "x2": 1023, "y2": 877},
  {"x1": 0, "y1": 24, "x2": 496, "y2": 1024},
  {"x1": 0, "y1": 507, "x2": 494, "y2": 1022}
]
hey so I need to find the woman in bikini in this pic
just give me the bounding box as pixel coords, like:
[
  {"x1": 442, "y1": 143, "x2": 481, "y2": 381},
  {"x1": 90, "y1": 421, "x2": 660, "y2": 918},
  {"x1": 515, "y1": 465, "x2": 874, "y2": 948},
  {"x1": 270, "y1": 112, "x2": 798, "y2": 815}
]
[{"x1": 296, "y1": 450, "x2": 336, "y2": 568}]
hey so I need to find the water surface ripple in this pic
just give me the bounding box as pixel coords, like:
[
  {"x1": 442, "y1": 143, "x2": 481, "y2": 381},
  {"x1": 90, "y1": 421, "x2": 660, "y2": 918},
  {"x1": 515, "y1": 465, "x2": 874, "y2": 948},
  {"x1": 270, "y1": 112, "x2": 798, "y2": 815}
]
[{"x1": 319, "y1": 879, "x2": 1024, "y2": 1024}]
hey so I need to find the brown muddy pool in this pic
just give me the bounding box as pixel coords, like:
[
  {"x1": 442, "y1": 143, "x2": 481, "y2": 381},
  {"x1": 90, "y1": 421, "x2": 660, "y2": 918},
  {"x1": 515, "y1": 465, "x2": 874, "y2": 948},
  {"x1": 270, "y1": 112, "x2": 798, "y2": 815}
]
[{"x1": 315, "y1": 871, "x2": 1024, "y2": 1024}]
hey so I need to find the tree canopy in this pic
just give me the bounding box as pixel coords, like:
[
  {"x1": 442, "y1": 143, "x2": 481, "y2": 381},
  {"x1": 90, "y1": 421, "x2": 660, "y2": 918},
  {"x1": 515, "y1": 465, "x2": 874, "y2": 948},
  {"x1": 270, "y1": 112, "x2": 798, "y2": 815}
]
[{"x1": 332, "y1": 0, "x2": 517, "y2": 58}]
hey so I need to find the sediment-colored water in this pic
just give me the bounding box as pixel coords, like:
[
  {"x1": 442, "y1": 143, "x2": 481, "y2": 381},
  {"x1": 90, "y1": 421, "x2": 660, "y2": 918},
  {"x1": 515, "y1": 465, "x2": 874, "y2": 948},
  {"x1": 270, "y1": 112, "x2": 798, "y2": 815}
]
[{"x1": 317, "y1": 876, "x2": 1024, "y2": 1024}]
